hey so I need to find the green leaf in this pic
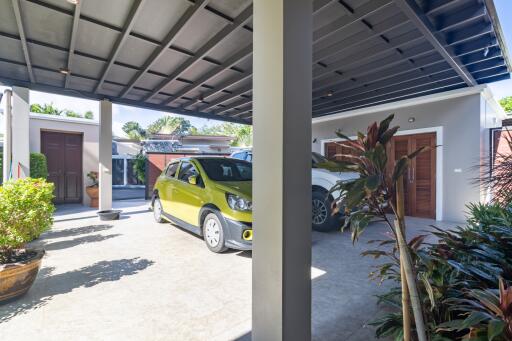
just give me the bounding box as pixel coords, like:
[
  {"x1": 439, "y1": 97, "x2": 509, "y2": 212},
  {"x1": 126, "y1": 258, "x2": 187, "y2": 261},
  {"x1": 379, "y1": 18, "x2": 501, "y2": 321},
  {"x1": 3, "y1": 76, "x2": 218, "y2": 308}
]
[
  {"x1": 407, "y1": 146, "x2": 429, "y2": 160},
  {"x1": 392, "y1": 156, "x2": 409, "y2": 182},
  {"x1": 462, "y1": 311, "x2": 492, "y2": 329},
  {"x1": 378, "y1": 114, "x2": 395, "y2": 137},
  {"x1": 488, "y1": 319, "x2": 505, "y2": 340},
  {"x1": 379, "y1": 126, "x2": 400, "y2": 145},
  {"x1": 365, "y1": 174, "x2": 381, "y2": 192}
]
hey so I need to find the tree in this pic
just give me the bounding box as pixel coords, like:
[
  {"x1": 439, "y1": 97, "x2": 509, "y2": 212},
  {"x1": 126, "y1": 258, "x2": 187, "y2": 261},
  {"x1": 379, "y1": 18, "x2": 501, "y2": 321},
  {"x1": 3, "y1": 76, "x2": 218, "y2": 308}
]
[
  {"x1": 147, "y1": 116, "x2": 192, "y2": 135},
  {"x1": 64, "y1": 110, "x2": 82, "y2": 118},
  {"x1": 321, "y1": 114, "x2": 428, "y2": 341},
  {"x1": 84, "y1": 111, "x2": 94, "y2": 119},
  {"x1": 194, "y1": 122, "x2": 252, "y2": 146},
  {"x1": 499, "y1": 96, "x2": 512, "y2": 113},
  {"x1": 30, "y1": 103, "x2": 62, "y2": 115},
  {"x1": 122, "y1": 121, "x2": 146, "y2": 141}
]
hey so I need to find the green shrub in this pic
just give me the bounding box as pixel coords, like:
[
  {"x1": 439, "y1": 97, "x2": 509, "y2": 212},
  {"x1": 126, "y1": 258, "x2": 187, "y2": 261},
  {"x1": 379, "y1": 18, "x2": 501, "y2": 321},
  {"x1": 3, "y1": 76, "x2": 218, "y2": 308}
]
[
  {"x1": 0, "y1": 178, "x2": 55, "y2": 263},
  {"x1": 369, "y1": 202, "x2": 512, "y2": 340},
  {"x1": 30, "y1": 153, "x2": 48, "y2": 179}
]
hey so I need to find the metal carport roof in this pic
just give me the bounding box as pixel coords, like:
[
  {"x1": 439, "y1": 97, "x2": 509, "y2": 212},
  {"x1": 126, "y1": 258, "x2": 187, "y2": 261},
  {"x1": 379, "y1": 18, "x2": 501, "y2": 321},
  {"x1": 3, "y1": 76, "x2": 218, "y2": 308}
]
[{"x1": 0, "y1": 0, "x2": 510, "y2": 124}]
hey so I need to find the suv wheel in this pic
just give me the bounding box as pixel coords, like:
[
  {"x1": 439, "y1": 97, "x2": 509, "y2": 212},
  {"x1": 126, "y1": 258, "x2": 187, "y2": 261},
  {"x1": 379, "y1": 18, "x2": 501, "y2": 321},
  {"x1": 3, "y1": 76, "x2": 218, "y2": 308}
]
[
  {"x1": 312, "y1": 190, "x2": 338, "y2": 232},
  {"x1": 203, "y1": 212, "x2": 228, "y2": 253},
  {"x1": 153, "y1": 197, "x2": 165, "y2": 223}
]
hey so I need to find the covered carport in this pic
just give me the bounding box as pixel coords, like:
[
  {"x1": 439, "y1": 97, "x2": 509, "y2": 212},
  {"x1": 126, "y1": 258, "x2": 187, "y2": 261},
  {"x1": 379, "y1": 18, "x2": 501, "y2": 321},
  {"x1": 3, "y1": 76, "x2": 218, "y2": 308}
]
[{"x1": 0, "y1": 0, "x2": 510, "y2": 339}]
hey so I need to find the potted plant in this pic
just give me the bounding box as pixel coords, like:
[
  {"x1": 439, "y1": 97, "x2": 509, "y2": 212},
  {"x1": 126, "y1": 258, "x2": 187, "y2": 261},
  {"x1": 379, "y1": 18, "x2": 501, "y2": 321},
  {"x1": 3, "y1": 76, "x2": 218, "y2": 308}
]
[
  {"x1": 0, "y1": 178, "x2": 55, "y2": 303},
  {"x1": 86, "y1": 171, "x2": 99, "y2": 208}
]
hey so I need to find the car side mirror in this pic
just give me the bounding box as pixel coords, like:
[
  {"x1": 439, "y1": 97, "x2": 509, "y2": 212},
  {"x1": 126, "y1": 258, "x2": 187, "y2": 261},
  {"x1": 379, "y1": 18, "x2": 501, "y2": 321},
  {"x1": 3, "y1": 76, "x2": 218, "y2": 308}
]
[{"x1": 188, "y1": 175, "x2": 198, "y2": 185}]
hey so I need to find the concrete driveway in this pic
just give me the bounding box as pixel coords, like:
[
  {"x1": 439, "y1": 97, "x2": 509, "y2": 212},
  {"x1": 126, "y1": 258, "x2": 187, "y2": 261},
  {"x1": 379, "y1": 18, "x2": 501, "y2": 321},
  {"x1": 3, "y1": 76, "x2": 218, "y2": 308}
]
[{"x1": 0, "y1": 200, "x2": 456, "y2": 340}]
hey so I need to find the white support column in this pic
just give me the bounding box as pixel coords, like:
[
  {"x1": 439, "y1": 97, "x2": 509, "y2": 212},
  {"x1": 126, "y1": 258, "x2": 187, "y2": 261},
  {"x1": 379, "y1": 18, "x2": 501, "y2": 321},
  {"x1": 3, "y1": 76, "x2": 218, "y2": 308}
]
[
  {"x1": 99, "y1": 99, "x2": 112, "y2": 211},
  {"x1": 252, "y1": 1, "x2": 312, "y2": 340},
  {"x1": 3, "y1": 90, "x2": 12, "y2": 182},
  {"x1": 123, "y1": 157, "x2": 128, "y2": 186},
  {"x1": 11, "y1": 86, "x2": 30, "y2": 179}
]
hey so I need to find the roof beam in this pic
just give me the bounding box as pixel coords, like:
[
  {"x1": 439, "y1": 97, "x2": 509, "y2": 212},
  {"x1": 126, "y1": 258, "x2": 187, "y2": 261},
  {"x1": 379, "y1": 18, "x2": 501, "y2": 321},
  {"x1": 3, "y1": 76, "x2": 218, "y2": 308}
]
[
  {"x1": 182, "y1": 70, "x2": 252, "y2": 109},
  {"x1": 64, "y1": 0, "x2": 81, "y2": 88},
  {"x1": 161, "y1": 44, "x2": 252, "y2": 106},
  {"x1": 119, "y1": 0, "x2": 208, "y2": 98},
  {"x1": 214, "y1": 97, "x2": 252, "y2": 116},
  {"x1": 313, "y1": 0, "x2": 393, "y2": 44},
  {"x1": 11, "y1": 0, "x2": 34, "y2": 83},
  {"x1": 197, "y1": 82, "x2": 252, "y2": 112},
  {"x1": 394, "y1": 0, "x2": 477, "y2": 86},
  {"x1": 94, "y1": 0, "x2": 146, "y2": 93},
  {"x1": 144, "y1": 4, "x2": 253, "y2": 102}
]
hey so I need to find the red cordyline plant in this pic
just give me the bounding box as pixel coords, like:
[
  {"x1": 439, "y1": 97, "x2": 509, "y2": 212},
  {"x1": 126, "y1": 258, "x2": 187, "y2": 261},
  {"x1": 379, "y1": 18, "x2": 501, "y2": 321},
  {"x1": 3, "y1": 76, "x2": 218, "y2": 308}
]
[
  {"x1": 478, "y1": 129, "x2": 512, "y2": 205},
  {"x1": 319, "y1": 114, "x2": 431, "y2": 341}
]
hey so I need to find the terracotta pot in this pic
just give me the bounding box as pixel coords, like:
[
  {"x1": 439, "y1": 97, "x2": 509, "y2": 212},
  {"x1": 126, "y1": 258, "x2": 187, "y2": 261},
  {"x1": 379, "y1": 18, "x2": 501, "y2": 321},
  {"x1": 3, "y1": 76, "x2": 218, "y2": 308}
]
[
  {"x1": 0, "y1": 249, "x2": 45, "y2": 304},
  {"x1": 86, "y1": 186, "x2": 99, "y2": 208}
]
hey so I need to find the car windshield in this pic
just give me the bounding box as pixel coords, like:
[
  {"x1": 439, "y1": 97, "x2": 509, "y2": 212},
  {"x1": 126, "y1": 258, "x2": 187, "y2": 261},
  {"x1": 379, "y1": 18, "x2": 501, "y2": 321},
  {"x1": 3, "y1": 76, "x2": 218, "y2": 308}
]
[
  {"x1": 312, "y1": 152, "x2": 329, "y2": 166},
  {"x1": 198, "y1": 158, "x2": 252, "y2": 181}
]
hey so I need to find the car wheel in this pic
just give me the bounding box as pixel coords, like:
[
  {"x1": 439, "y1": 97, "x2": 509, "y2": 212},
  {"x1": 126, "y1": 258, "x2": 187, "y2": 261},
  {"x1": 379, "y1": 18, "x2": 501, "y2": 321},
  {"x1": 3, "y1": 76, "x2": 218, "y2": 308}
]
[
  {"x1": 203, "y1": 212, "x2": 228, "y2": 253},
  {"x1": 312, "y1": 190, "x2": 339, "y2": 232},
  {"x1": 153, "y1": 197, "x2": 165, "y2": 223}
]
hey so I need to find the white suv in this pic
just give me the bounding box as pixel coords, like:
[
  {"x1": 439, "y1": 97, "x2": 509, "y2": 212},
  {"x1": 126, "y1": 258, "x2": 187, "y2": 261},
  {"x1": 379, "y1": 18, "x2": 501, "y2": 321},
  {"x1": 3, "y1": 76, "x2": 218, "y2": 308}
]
[{"x1": 230, "y1": 150, "x2": 358, "y2": 232}]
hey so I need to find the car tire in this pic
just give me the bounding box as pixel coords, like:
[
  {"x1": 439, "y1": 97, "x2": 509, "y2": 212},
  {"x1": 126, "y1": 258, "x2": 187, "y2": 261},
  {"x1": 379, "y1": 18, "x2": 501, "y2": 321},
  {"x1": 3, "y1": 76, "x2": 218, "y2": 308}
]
[
  {"x1": 202, "y1": 212, "x2": 228, "y2": 253},
  {"x1": 153, "y1": 197, "x2": 166, "y2": 223},
  {"x1": 312, "y1": 189, "x2": 339, "y2": 232}
]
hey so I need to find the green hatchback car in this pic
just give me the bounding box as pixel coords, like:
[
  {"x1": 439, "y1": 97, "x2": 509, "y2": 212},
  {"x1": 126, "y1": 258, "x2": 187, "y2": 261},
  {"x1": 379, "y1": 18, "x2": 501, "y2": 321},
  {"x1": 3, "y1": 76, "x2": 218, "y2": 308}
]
[{"x1": 151, "y1": 157, "x2": 252, "y2": 253}]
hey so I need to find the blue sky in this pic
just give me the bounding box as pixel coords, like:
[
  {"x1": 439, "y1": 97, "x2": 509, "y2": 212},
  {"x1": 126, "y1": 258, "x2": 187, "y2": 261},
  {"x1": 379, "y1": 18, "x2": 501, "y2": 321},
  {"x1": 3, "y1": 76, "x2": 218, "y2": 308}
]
[{"x1": 1, "y1": 1, "x2": 512, "y2": 136}]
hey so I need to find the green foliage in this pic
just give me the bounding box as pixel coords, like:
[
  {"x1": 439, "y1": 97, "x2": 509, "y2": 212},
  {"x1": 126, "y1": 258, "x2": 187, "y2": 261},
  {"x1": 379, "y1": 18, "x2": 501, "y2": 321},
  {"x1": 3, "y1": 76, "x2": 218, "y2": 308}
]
[
  {"x1": 370, "y1": 202, "x2": 512, "y2": 340},
  {"x1": 133, "y1": 152, "x2": 147, "y2": 183},
  {"x1": 499, "y1": 96, "x2": 512, "y2": 113},
  {"x1": 87, "y1": 171, "x2": 98, "y2": 187},
  {"x1": 147, "y1": 116, "x2": 192, "y2": 135},
  {"x1": 122, "y1": 121, "x2": 147, "y2": 141},
  {"x1": 0, "y1": 178, "x2": 55, "y2": 263},
  {"x1": 84, "y1": 111, "x2": 94, "y2": 119},
  {"x1": 30, "y1": 153, "x2": 48, "y2": 179},
  {"x1": 194, "y1": 122, "x2": 252, "y2": 146},
  {"x1": 30, "y1": 103, "x2": 93, "y2": 119},
  {"x1": 30, "y1": 103, "x2": 62, "y2": 115}
]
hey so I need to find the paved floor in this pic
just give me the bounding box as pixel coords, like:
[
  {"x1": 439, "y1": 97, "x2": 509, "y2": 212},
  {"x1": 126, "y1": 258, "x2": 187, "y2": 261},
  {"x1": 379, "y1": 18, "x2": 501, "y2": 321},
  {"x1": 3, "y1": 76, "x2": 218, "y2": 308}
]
[{"x1": 0, "y1": 200, "x2": 458, "y2": 340}]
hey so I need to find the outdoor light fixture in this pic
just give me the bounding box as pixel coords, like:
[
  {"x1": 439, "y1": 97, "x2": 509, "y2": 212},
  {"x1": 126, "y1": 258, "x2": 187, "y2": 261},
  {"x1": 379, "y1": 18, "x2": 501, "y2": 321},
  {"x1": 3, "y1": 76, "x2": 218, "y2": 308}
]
[
  {"x1": 66, "y1": 0, "x2": 79, "y2": 5},
  {"x1": 59, "y1": 68, "x2": 71, "y2": 75},
  {"x1": 326, "y1": 91, "x2": 333, "y2": 97},
  {"x1": 483, "y1": 46, "x2": 490, "y2": 57},
  {"x1": 408, "y1": 117, "x2": 415, "y2": 123}
]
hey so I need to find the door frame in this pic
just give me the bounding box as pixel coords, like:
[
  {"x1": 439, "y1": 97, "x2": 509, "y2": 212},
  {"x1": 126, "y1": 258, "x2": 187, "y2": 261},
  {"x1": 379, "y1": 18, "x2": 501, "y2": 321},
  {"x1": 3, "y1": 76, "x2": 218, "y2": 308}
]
[
  {"x1": 40, "y1": 129, "x2": 84, "y2": 204},
  {"x1": 320, "y1": 126, "x2": 443, "y2": 221}
]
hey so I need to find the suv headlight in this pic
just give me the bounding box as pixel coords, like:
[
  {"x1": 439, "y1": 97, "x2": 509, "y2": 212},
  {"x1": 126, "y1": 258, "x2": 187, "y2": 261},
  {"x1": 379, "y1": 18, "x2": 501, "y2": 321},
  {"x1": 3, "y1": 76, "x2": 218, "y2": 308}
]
[{"x1": 226, "y1": 193, "x2": 252, "y2": 211}]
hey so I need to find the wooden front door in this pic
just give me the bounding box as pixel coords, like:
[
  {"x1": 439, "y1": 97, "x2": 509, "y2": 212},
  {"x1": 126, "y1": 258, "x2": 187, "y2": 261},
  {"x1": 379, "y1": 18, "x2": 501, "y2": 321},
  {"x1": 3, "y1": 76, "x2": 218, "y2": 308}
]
[
  {"x1": 324, "y1": 132, "x2": 436, "y2": 218},
  {"x1": 41, "y1": 131, "x2": 83, "y2": 204},
  {"x1": 388, "y1": 133, "x2": 436, "y2": 219}
]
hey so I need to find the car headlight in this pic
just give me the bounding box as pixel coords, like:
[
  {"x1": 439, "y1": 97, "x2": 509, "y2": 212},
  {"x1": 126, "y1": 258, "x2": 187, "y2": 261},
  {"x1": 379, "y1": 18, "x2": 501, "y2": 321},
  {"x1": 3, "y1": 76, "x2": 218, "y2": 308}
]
[{"x1": 226, "y1": 193, "x2": 252, "y2": 211}]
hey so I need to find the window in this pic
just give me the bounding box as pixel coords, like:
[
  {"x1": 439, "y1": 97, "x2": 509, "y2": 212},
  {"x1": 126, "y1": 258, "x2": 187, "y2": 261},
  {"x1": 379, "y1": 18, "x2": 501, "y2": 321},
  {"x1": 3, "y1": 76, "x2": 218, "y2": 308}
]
[
  {"x1": 165, "y1": 162, "x2": 179, "y2": 178},
  {"x1": 178, "y1": 162, "x2": 200, "y2": 183},
  {"x1": 231, "y1": 152, "x2": 246, "y2": 160},
  {"x1": 198, "y1": 158, "x2": 252, "y2": 181}
]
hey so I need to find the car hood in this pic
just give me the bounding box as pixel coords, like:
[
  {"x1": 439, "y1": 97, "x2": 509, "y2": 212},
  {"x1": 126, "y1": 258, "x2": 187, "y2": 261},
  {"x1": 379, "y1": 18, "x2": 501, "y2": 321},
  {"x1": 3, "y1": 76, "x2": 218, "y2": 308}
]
[{"x1": 214, "y1": 181, "x2": 252, "y2": 199}]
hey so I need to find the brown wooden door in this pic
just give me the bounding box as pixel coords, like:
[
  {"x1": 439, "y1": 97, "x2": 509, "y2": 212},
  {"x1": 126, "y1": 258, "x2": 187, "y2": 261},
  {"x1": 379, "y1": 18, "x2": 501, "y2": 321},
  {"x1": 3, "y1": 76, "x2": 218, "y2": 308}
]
[
  {"x1": 389, "y1": 133, "x2": 436, "y2": 219},
  {"x1": 41, "y1": 131, "x2": 83, "y2": 204}
]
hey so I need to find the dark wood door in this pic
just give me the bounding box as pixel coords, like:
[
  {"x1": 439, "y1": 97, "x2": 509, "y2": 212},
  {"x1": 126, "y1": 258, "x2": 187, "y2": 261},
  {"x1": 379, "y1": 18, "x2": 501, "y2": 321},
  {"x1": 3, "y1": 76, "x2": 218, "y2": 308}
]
[
  {"x1": 325, "y1": 132, "x2": 436, "y2": 218},
  {"x1": 41, "y1": 131, "x2": 83, "y2": 204},
  {"x1": 389, "y1": 133, "x2": 436, "y2": 219}
]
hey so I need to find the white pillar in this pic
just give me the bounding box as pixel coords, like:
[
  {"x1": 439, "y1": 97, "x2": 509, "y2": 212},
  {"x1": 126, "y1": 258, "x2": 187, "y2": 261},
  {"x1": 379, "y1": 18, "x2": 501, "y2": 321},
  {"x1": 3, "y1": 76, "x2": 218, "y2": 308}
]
[
  {"x1": 2, "y1": 90, "x2": 12, "y2": 182},
  {"x1": 11, "y1": 86, "x2": 30, "y2": 179},
  {"x1": 252, "y1": 1, "x2": 312, "y2": 340},
  {"x1": 99, "y1": 99, "x2": 112, "y2": 211}
]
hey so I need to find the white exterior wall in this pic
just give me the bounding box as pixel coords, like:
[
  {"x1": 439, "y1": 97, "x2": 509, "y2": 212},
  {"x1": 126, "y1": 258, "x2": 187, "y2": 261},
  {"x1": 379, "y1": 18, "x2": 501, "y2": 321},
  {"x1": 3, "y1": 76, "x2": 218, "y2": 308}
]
[
  {"x1": 312, "y1": 91, "x2": 502, "y2": 223},
  {"x1": 29, "y1": 114, "x2": 99, "y2": 205}
]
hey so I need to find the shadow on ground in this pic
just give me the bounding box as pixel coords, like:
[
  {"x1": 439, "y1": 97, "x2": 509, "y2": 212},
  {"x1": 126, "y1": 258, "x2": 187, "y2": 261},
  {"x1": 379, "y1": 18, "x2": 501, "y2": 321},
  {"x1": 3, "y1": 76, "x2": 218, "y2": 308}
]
[
  {"x1": 0, "y1": 258, "x2": 154, "y2": 323},
  {"x1": 41, "y1": 234, "x2": 122, "y2": 251},
  {"x1": 40, "y1": 224, "x2": 113, "y2": 239}
]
